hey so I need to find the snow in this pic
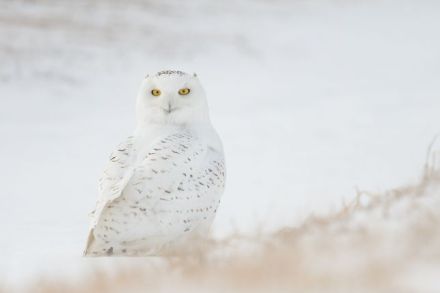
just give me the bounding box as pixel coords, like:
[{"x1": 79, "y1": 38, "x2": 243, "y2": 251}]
[{"x1": 0, "y1": 0, "x2": 440, "y2": 286}]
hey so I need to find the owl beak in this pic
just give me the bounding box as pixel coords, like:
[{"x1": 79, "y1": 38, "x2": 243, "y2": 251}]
[{"x1": 162, "y1": 103, "x2": 175, "y2": 114}]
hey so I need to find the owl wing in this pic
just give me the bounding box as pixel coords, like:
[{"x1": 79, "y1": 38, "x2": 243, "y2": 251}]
[{"x1": 84, "y1": 136, "x2": 136, "y2": 253}]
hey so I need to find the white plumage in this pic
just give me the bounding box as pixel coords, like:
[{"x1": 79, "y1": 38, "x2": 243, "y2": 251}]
[{"x1": 84, "y1": 71, "x2": 225, "y2": 256}]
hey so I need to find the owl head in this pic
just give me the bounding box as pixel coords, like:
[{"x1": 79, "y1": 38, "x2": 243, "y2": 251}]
[{"x1": 136, "y1": 70, "x2": 210, "y2": 127}]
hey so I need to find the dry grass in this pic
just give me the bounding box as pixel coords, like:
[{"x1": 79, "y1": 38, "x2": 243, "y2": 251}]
[{"x1": 9, "y1": 145, "x2": 440, "y2": 293}]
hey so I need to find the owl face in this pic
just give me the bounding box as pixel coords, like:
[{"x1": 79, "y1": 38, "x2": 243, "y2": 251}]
[{"x1": 136, "y1": 71, "x2": 209, "y2": 126}]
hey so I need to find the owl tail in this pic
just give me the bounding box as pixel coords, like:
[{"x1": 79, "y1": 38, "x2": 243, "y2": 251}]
[
  {"x1": 83, "y1": 228, "x2": 96, "y2": 256},
  {"x1": 425, "y1": 134, "x2": 440, "y2": 179}
]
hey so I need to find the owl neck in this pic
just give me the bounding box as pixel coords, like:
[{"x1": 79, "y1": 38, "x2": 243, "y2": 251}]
[
  {"x1": 134, "y1": 113, "x2": 222, "y2": 152},
  {"x1": 134, "y1": 123, "x2": 222, "y2": 155},
  {"x1": 136, "y1": 117, "x2": 212, "y2": 133}
]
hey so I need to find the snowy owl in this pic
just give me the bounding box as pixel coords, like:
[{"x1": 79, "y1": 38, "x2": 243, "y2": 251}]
[{"x1": 84, "y1": 70, "x2": 225, "y2": 256}]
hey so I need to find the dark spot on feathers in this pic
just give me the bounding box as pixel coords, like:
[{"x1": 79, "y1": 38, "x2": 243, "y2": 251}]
[{"x1": 106, "y1": 247, "x2": 113, "y2": 256}]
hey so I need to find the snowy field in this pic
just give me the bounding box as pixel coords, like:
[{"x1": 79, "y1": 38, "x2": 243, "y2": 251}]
[{"x1": 1, "y1": 0, "x2": 440, "y2": 288}]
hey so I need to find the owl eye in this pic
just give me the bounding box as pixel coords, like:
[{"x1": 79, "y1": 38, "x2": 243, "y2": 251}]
[
  {"x1": 178, "y1": 88, "x2": 190, "y2": 95},
  {"x1": 151, "y1": 89, "x2": 161, "y2": 96}
]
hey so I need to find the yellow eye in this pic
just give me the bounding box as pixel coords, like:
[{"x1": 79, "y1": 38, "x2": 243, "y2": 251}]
[
  {"x1": 151, "y1": 89, "x2": 161, "y2": 96},
  {"x1": 178, "y1": 88, "x2": 190, "y2": 95}
]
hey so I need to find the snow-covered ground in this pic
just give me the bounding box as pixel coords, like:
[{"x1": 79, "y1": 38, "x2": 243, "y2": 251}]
[{"x1": 1, "y1": 0, "x2": 440, "y2": 285}]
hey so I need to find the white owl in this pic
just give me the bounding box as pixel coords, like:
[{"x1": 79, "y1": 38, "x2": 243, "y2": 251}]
[{"x1": 84, "y1": 70, "x2": 225, "y2": 256}]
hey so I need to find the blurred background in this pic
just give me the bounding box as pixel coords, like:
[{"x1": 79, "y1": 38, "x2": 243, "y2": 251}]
[{"x1": 1, "y1": 0, "x2": 440, "y2": 291}]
